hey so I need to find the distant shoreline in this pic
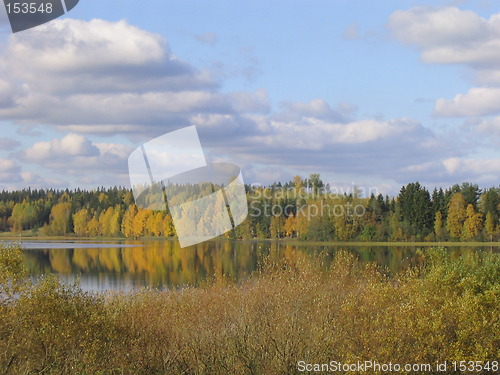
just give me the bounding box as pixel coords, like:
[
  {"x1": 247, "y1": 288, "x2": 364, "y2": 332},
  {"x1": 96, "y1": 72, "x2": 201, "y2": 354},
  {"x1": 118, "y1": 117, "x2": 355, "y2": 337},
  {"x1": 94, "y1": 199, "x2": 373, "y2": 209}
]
[{"x1": 1, "y1": 234, "x2": 499, "y2": 248}]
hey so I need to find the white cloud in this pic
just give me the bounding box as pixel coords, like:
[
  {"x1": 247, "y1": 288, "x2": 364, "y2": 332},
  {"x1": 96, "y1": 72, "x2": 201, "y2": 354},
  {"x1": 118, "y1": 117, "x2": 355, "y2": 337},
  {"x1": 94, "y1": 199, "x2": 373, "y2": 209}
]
[
  {"x1": 389, "y1": 7, "x2": 490, "y2": 54},
  {"x1": 2, "y1": 19, "x2": 213, "y2": 94},
  {"x1": 23, "y1": 134, "x2": 99, "y2": 161},
  {"x1": 198, "y1": 110, "x2": 450, "y2": 186},
  {"x1": 389, "y1": 6, "x2": 500, "y2": 117},
  {"x1": 9, "y1": 19, "x2": 165, "y2": 70},
  {"x1": 434, "y1": 87, "x2": 500, "y2": 116},
  {"x1": 389, "y1": 6, "x2": 500, "y2": 69},
  {"x1": 253, "y1": 117, "x2": 421, "y2": 148},
  {"x1": 0, "y1": 18, "x2": 271, "y2": 136},
  {"x1": 0, "y1": 14, "x2": 494, "y2": 189},
  {"x1": 442, "y1": 157, "x2": 500, "y2": 183},
  {"x1": 21, "y1": 135, "x2": 132, "y2": 182}
]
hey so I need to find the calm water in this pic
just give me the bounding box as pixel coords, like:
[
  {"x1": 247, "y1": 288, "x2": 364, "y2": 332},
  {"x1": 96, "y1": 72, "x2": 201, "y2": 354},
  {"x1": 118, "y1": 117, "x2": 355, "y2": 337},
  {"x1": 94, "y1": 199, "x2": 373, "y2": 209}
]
[{"x1": 13, "y1": 239, "x2": 499, "y2": 292}]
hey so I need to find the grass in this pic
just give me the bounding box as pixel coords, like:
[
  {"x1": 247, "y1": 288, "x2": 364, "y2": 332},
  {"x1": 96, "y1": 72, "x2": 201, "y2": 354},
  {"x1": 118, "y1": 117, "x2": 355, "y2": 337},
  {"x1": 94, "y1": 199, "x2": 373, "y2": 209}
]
[{"x1": 0, "y1": 244, "x2": 499, "y2": 374}]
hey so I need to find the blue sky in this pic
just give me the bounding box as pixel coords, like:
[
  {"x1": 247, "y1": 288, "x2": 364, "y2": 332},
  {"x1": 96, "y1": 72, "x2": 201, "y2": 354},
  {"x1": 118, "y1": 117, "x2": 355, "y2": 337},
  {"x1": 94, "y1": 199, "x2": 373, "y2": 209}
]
[{"x1": 0, "y1": 0, "x2": 499, "y2": 195}]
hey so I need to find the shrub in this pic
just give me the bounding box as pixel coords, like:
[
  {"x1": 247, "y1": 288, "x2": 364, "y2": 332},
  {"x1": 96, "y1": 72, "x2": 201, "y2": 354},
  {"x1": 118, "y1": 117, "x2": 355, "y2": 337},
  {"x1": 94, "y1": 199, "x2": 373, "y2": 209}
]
[{"x1": 0, "y1": 245, "x2": 498, "y2": 374}]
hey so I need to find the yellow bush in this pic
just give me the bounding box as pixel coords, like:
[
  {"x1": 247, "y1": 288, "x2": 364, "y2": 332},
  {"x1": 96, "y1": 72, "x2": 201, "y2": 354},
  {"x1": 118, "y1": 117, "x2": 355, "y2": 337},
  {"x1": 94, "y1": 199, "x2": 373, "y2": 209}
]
[{"x1": 0, "y1": 245, "x2": 498, "y2": 374}]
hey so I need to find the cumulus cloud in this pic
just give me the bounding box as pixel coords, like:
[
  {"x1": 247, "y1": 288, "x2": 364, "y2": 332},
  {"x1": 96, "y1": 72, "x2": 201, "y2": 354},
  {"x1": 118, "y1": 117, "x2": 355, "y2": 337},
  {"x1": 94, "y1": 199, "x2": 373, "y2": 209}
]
[
  {"x1": 442, "y1": 157, "x2": 500, "y2": 184},
  {"x1": 389, "y1": 6, "x2": 500, "y2": 117},
  {"x1": 258, "y1": 118, "x2": 415, "y2": 147},
  {"x1": 388, "y1": 7, "x2": 491, "y2": 56},
  {"x1": 23, "y1": 134, "x2": 99, "y2": 161},
  {"x1": 434, "y1": 87, "x2": 500, "y2": 116},
  {"x1": 3, "y1": 19, "x2": 213, "y2": 94},
  {"x1": 0, "y1": 15, "x2": 493, "y2": 189},
  {"x1": 20, "y1": 135, "x2": 132, "y2": 185},
  {"x1": 0, "y1": 18, "x2": 270, "y2": 136},
  {"x1": 199, "y1": 111, "x2": 455, "y2": 186}
]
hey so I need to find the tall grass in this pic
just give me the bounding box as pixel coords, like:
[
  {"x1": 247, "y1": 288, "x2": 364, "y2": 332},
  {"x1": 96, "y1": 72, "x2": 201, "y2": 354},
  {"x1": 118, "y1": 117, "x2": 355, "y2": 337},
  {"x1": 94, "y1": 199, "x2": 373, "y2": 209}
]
[{"x1": 0, "y1": 245, "x2": 498, "y2": 374}]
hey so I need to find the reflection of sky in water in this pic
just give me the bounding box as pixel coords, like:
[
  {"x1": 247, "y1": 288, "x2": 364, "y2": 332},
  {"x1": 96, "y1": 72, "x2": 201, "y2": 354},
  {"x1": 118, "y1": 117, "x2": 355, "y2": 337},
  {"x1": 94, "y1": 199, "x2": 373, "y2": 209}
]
[{"x1": 19, "y1": 240, "x2": 499, "y2": 293}]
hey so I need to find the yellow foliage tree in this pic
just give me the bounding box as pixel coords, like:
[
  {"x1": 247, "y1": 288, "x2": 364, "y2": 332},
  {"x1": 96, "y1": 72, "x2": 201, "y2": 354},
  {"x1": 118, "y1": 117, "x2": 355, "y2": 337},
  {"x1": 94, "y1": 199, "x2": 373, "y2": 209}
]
[
  {"x1": 109, "y1": 205, "x2": 122, "y2": 237},
  {"x1": 132, "y1": 209, "x2": 150, "y2": 237},
  {"x1": 284, "y1": 213, "x2": 296, "y2": 238},
  {"x1": 121, "y1": 204, "x2": 137, "y2": 238},
  {"x1": 434, "y1": 210, "x2": 445, "y2": 241},
  {"x1": 447, "y1": 192, "x2": 467, "y2": 239},
  {"x1": 73, "y1": 208, "x2": 90, "y2": 236},
  {"x1": 163, "y1": 214, "x2": 175, "y2": 237},
  {"x1": 462, "y1": 204, "x2": 483, "y2": 240},
  {"x1": 48, "y1": 202, "x2": 72, "y2": 235},
  {"x1": 152, "y1": 212, "x2": 164, "y2": 236},
  {"x1": 484, "y1": 212, "x2": 496, "y2": 241},
  {"x1": 86, "y1": 216, "x2": 101, "y2": 237},
  {"x1": 270, "y1": 215, "x2": 285, "y2": 238},
  {"x1": 99, "y1": 207, "x2": 114, "y2": 237}
]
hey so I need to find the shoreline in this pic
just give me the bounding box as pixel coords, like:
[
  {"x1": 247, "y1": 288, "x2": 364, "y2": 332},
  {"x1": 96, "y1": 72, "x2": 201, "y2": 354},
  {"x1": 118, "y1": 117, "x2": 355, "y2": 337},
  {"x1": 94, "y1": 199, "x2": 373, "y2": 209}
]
[{"x1": 1, "y1": 234, "x2": 499, "y2": 248}]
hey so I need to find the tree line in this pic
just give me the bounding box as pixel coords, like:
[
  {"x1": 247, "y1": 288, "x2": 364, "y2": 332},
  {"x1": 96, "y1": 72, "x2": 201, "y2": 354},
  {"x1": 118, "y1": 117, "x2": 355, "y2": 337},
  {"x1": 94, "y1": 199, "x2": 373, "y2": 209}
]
[{"x1": 0, "y1": 176, "x2": 499, "y2": 242}]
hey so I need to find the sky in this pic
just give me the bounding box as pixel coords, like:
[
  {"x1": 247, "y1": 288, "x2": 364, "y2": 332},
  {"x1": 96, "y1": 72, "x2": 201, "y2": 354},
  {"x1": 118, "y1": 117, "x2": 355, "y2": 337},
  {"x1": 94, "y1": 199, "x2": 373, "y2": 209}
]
[{"x1": 0, "y1": 0, "x2": 499, "y2": 195}]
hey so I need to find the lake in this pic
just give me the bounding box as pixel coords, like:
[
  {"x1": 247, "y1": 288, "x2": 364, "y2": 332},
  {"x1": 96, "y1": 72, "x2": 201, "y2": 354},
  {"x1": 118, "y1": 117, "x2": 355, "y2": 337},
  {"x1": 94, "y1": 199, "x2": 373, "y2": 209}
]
[{"x1": 11, "y1": 239, "x2": 500, "y2": 292}]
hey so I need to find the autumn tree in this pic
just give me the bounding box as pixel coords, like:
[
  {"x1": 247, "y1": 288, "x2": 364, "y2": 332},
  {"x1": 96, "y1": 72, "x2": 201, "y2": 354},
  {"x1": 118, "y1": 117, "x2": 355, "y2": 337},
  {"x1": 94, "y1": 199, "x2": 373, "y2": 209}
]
[
  {"x1": 462, "y1": 204, "x2": 483, "y2": 240},
  {"x1": 9, "y1": 201, "x2": 39, "y2": 232},
  {"x1": 163, "y1": 214, "x2": 175, "y2": 237},
  {"x1": 109, "y1": 205, "x2": 122, "y2": 237},
  {"x1": 86, "y1": 215, "x2": 101, "y2": 237},
  {"x1": 73, "y1": 208, "x2": 90, "y2": 236},
  {"x1": 389, "y1": 212, "x2": 404, "y2": 241},
  {"x1": 99, "y1": 207, "x2": 114, "y2": 237},
  {"x1": 434, "y1": 210, "x2": 446, "y2": 241},
  {"x1": 132, "y1": 209, "x2": 150, "y2": 237},
  {"x1": 284, "y1": 213, "x2": 296, "y2": 238},
  {"x1": 293, "y1": 175, "x2": 304, "y2": 192},
  {"x1": 149, "y1": 212, "x2": 164, "y2": 237},
  {"x1": 334, "y1": 213, "x2": 358, "y2": 241},
  {"x1": 447, "y1": 192, "x2": 467, "y2": 239},
  {"x1": 270, "y1": 215, "x2": 285, "y2": 238},
  {"x1": 47, "y1": 202, "x2": 72, "y2": 235},
  {"x1": 484, "y1": 212, "x2": 496, "y2": 241},
  {"x1": 121, "y1": 204, "x2": 138, "y2": 238},
  {"x1": 295, "y1": 209, "x2": 310, "y2": 240}
]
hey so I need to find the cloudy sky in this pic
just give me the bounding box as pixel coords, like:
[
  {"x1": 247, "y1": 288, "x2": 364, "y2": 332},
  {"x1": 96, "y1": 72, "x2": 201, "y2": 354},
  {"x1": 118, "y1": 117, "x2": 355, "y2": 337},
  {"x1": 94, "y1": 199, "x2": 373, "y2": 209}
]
[{"x1": 0, "y1": 0, "x2": 499, "y2": 194}]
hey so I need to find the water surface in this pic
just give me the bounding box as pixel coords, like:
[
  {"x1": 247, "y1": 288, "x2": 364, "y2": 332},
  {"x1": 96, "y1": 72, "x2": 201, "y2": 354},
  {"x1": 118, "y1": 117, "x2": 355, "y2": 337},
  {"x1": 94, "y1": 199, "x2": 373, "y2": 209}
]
[{"x1": 16, "y1": 239, "x2": 499, "y2": 292}]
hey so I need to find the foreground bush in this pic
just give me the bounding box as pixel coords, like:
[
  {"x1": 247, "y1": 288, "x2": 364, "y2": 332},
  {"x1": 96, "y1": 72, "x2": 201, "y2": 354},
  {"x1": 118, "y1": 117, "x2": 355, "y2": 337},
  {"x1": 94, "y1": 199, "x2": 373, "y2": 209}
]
[{"x1": 0, "y1": 245, "x2": 498, "y2": 374}]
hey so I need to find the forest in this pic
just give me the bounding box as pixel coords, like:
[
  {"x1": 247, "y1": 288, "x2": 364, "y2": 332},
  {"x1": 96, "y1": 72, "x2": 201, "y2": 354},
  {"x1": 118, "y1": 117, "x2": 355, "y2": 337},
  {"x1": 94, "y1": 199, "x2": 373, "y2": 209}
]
[{"x1": 0, "y1": 175, "x2": 499, "y2": 242}]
